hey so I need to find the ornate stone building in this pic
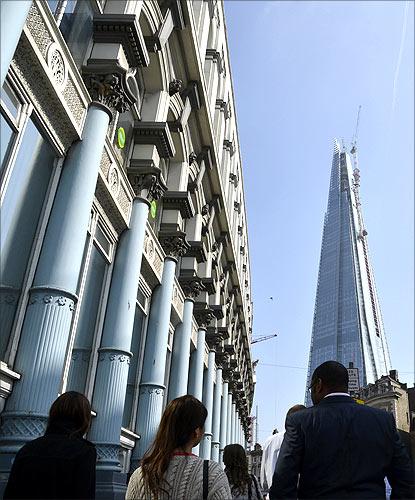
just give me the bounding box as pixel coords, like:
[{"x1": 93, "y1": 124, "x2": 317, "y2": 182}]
[
  {"x1": 0, "y1": 1, "x2": 254, "y2": 496},
  {"x1": 358, "y1": 370, "x2": 411, "y2": 432}
]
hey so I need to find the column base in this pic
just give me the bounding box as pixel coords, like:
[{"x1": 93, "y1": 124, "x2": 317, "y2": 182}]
[{"x1": 96, "y1": 470, "x2": 128, "y2": 500}]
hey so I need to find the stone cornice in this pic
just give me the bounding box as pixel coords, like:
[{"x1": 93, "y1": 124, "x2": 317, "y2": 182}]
[
  {"x1": 162, "y1": 191, "x2": 195, "y2": 219},
  {"x1": 133, "y1": 122, "x2": 176, "y2": 158},
  {"x1": 92, "y1": 14, "x2": 150, "y2": 68},
  {"x1": 185, "y1": 241, "x2": 208, "y2": 263}
]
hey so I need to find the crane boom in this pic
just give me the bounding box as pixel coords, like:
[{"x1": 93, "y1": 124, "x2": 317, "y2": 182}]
[{"x1": 251, "y1": 333, "x2": 278, "y2": 344}]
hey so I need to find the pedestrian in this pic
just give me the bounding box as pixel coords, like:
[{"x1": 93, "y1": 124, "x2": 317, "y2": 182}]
[
  {"x1": 269, "y1": 361, "x2": 415, "y2": 499},
  {"x1": 260, "y1": 405, "x2": 305, "y2": 495},
  {"x1": 4, "y1": 391, "x2": 96, "y2": 499},
  {"x1": 126, "y1": 395, "x2": 231, "y2": 499},
  {"x1": 223, "y1": 443, "x2": 263, "y2": 499}
]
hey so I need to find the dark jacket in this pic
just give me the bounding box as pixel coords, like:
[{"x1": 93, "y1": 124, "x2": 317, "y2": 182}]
[
  {"x1": 4, "y1": 420, "x2": 96, "y2": 499},
  {"x1": 269, "y1": 395, "x2": 414, "y2": 499}
]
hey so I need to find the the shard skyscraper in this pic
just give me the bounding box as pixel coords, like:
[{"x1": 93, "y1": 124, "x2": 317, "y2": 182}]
[{"x1": 305, "y1": 139, "x2": 391, "y2": 405}]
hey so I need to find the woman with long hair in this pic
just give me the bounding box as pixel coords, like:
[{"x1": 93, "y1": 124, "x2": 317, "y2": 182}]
[
  {"x1": 126, "y1": 395, "x2": 230, "y2": 499},
  {"x1": 223, "y1": 444, "x2": 263, "y2": 500},
  {"x1": 4, "y1": 391, "x2": 96, "y2": 499}
]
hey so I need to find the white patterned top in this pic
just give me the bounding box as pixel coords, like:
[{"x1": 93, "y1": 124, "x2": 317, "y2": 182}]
[{"x1": 126, "y1": 455, "x2": 231, "y2": 500}]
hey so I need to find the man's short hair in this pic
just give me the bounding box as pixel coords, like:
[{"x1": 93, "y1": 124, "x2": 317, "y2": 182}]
[{"x1": 312, "y1": 361, "x2": 349, "y2": 391}]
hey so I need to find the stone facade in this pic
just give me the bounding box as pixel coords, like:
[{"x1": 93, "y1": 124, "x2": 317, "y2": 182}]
[
  {"x1": 358, "y1": 370, "x2": 411, "y2": 432},
  {"x1": 0, "y1": 1, "x2": 254, "y2": 497}
]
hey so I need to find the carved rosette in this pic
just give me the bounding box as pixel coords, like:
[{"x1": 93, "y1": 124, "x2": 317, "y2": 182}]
[
  {"x1": 128, "y1": 170, "x2": 167, "y2": 202},
  {"x1": 194, "y1": 308, "x2": 215, "y2": 329},
  {"x1": 159, "y1": 231, "x2": 190, "y2": 259},
  {"x1": 83, "y1": 70, "x2": 136, "y2": 114},
  {"x1": 180, "y1": 278, "x2": 205, "y2": 300}
]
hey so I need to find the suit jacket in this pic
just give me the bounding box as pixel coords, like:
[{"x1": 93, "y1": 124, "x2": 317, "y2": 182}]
[
  {"x1": 269, "y1": 395, "x2": 414, "y2": 499},
  {"x1": 4, "y1": 420, "x2": 96, "y2": 499}
]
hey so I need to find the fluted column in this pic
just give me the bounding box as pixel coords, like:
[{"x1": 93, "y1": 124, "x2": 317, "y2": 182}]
[
  {"x1": 199, "y1": 350, "x2": 215, "y2": 459},
  {"x1": 219, "y1": 379, "x2": 228, "y2": 464},
  {"x1": 226, "y1": 389, "x2": 233, "y2": 445},
  {"x1": 132, "y1": 233, "x2": 189, "y2": 466},
  {"x1": 188, "y1": 329, "x2": 206, "y2": 400},
  {"x1": 210, "y1": 364, "x2": 222, "y2": 462},
  {"x1": 88, "y1": 194, "x2": 158, "y2": 471},
  {"x1": 231, "y1": 402, "x2": 236, "y2": 443},
  {"x1": 168, "y1": 280, "x2": 203, "y2": 401},
  {"x1": 0, "y1": 1, "x2": 32, "y2": 86},
  {"x1": 0, "y1": 102, "x2": 112, "y2": 471}
]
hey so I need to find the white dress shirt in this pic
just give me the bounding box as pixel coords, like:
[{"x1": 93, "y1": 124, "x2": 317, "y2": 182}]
[
  {"x1": 260, "y1": 431, "x2": 285, "y2": 490},
  {"x1": 324, "y1": 392, "x2": 351, "y2": 398}
]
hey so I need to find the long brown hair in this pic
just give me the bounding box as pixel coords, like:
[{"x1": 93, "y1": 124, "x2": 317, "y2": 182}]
[
  {"x1": 47, "y1": 391, "x2": 92, "y2": 438},
  {"x1": 141, "y1": 395, "x2": 207, "y2": 496},
  {"x1": 223, "y1": 444, "x2": 251, "y2": 495}
]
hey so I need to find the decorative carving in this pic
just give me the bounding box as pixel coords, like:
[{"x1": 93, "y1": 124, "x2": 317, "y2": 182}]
[
  {"x1": 194, "y1": 308, "x2": 215, "y2": 329},
  {"x1": 98, "y1": 352, "x2": 131, "y2": 364},
  {"x1": 47, "y1": 43, "x2": 67, "y2": 88},
  {"x1": 169, "y1": 79, "x2": 183, "y2": 96},
  {"x1": 97, "y1": 444, "x2": 120, "y2": 462},
  {"x1": 108, "y1": 165, "x2": 120, "y2": 196},
  {"x1": 188, "y1": 151, "x2": 198, "y2": 165},
  {"x1": 0, "y1": 415, "x2": 46, "y2": 441},
  {"x1": 180, "y1": 279, "x2": 205, "y2": 299},
  {"x1": 234, "y1": 201, "x2": 241, "y2": 213},
  {"x1": 229, "y1": 172, "x2": 239, "y2": 187},
  {"x1": 133, "y1": 122, "x2": 175, "y2": 158},
  {"x1": 127, "y1": 169, "x2": 167, "y2": 202},
  {"x1": 158, "y1": 231, "x2": 190, "y2": 259},
  {"x1": 83, "y1": 71, "x2": 135, "y2": 114},
  {"x1": 12, "y1": 36, "x2": 79, "y2": 151}
]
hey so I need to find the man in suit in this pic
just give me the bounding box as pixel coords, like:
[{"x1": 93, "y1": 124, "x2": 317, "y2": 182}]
[{"x1": 269, "y1": 361, "x2": 414, "y2": 499}]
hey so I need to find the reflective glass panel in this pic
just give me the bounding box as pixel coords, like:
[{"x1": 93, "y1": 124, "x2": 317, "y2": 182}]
[{"x1": 0, "y1": 118, "x2": 57, "y2": 358}]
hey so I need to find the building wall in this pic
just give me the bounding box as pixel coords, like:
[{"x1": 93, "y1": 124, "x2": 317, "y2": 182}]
[
  {"x1": 359, "y1": 372, "x2": 410, "y2": 432},
  {"x1": 0, "y1": 0, "x2": 254, "y2": 492}
]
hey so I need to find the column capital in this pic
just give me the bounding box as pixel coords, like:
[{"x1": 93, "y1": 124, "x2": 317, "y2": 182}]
[
  {"x1": 205, "y1": 327, "x2": 223, "y2": 351},
  {"x1": 194, "y1": 307, "x2": 215, "y2": 330},
  {"x1": 83, "y1": 67, "x2": 137, "y2": 114},
  {"x1": 127, "y1": 167, "x2": 167, "y2": 202},
  {"x1": 159, "y1": 230, "x2": 190, "y2": 259},
  {"x1": 179, "y1": 277, "x2": 205, "y2": 300}
]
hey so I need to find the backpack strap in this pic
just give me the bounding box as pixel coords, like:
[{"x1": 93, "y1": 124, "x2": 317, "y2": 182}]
[{"x1": 203, "y1": 459, "x2": 209, "y2": 500}]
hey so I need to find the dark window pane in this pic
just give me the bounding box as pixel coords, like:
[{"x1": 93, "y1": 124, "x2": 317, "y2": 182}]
[
  {"x1": 1, "y1": 82, "x2": 20, "y2": 120},
  {"x1": 1, "y1": 113, "x2": 14, "y2": 175},
  {"x1": 67, "y1": 243, "x2": 107, "y2": 393},
  {"x1": 60, "y1": 0, "x2": 94, "y2": 70},
  {"x1": 46, "y1": 0, "x2": 59, "y2": 15},
  {"x1": 0, "y1": 118, "x2": 56, "y2": 358},
  {"x1": 95, "y1": 223, "x2": 111, "y2": 257}
]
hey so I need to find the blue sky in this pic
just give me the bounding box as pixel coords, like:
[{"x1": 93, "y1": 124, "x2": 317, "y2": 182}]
[{"x1": 224, "y1": 1, "x2": 414, "y2": 442}]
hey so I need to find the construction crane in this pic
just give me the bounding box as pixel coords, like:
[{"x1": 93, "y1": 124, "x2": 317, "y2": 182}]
[
  {"x1": 251, "y1": 333, "x2": 278, "y2": 344},
  {"x1": 350, "y1": 104, "x2": 361, "y2": 156}
]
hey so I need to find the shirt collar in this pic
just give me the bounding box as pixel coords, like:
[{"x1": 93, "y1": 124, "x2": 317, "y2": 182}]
[{"x1": 324, "y1": 392, "x2": 351, "y2": 398}]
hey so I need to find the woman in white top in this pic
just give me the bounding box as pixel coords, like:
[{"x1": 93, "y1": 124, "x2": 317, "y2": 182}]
[{"x1": 126, "y1": 395, "x2": 231, "y2": 500}]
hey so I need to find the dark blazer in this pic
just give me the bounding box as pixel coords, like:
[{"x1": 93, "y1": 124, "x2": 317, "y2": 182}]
[
  {"x1": 269, "y1": 395, "x2": 414, "y2": 499},
  {"x1": 4, "y1": 420, "x2": 96, "y2": 499}
]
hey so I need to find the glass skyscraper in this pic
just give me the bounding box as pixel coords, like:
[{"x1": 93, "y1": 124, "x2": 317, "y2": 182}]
[{"x1": 305, "y1": 139, "x2": 391, "y2": 405}]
